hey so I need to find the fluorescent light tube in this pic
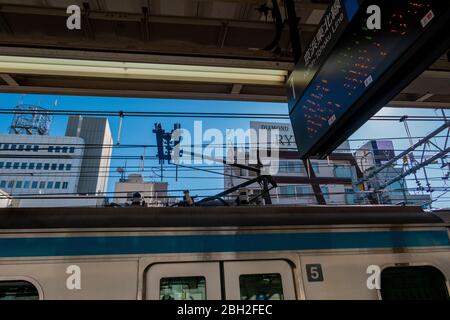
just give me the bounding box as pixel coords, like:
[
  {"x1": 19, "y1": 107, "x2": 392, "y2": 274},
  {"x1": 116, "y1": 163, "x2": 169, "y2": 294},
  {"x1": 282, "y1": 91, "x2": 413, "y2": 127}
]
[{"x1": 0, "y1": 55, "x2": 287, "y2": 85}]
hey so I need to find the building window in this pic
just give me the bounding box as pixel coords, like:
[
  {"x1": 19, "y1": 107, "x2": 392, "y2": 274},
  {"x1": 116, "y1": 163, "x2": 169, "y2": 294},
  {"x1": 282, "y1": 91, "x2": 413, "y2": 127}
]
[
  {"x1": 62, "y1": 182, "x2": 68, "y2": 189},
  {"x1": 31, "y1": 181, "x2": 38, "y2": 189},
  {"x1": 334, "y1": 165, "x2": 352, "y2": 178},
  {"x1": 28, "y1": 163, "x2": 35, "y2": 170},
  {"x1": 13, "y1": 162, "x2": 19, "y2": 169},
  {"x1": 46, "y1": 181, "x2": 53, "y2": 189},
  {"x1": 23, "y1": 181, "x2": 30, "y2": 189},
  {"x1": 311, "y1": 162, "x2": 320, "y2": 174},
  {"x1": 345, "y1": 188, "x2": 355, "y2": 204},
  {"x1": 2, "y1": 144, "x2": 9, "y2": 150},
  {"x1": 278, "y1": 161, "x2": 303, "y2": 174},
  {"x1": 58, "y1": 164, "x2": 64, "y2": 171},
  {"x1": 10, "y1": 144, "x2": 17, "y2": 150},
  {"x1": 55, "y1": 146, "x2": 61, "y2": 153},
  {"x1": 43, "y1": 163, "x2": 49, "y2": 170},
  {"x1": 66, "y1": 164, "x2": 72, "y2": 171},
  {"x1": 278, "y1": 161, "x2": 288, "y2": 173},
  {"x1": 0, "y1": 162, "x2": 3, "y2": 169},
  {"x1": 278, "y1": 185, "x2": 296, "y2": 198},
  {"x1": 295, "y1": 185, "x2": 312, "y2": 196},
  {"x1": 18, "y1": 144, "x2": 24, "y2": 151},
  {"x1": 320, "y1": 185, "x2": 330, "y2": 200},
  {"x1": 69, "y1": 147, "x2": 75, "y2": 153},
  {"x1": 62, "y1": 146, "x2": 68, "y2": 153},
  {"x1": 33, "y1": 145, "x2": 39, "y2": 152},
  {"x1": 5, "y1": 162, "x2": 12, "y2": 169},
  {"x1": 54, "y1": 182, "x2": 61, "y2": 189},
  {"x1": 278, "y1": 163, "x2": 285, "y2": 174},
  {"x1": 7, "y1": 181, "x2": 14, "y2": 188},
  {"x1": 20, "y1": 163, "x2": 27, "y2": 170},
  {"x1": 293, "y1": 162, "x2": 303, "y2": 173},
  {"x1": 0, "y1": 181, "x2": 6, "y2": 188},
  {"x1": 39, "y1": 181, "x2": 45, "y2": 189},
  {"x1": 48, "y1": 146, "x2": 54, "y2": 152},
  {"x1": 36, "y1": 163, "x2": 42, "y2": 170},
  {"x1": 15, "y1": 181, "x2": 22, "y2": 188},
  {"x1": 51, "y1": 164, "x2": 57, "y2": 171},
  {"x1": 0, "y1": 280, "x2": 39, "y2": 300},
  {"x1": 25, "y1": 145, "x2": 32, "y2": 152}
]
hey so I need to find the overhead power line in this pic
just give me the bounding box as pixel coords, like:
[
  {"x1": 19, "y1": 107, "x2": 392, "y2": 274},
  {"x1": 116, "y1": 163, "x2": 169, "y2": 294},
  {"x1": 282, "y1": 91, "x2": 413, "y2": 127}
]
[{"x1": 0, "y1": 108, "x2": 448, "y2": 122}]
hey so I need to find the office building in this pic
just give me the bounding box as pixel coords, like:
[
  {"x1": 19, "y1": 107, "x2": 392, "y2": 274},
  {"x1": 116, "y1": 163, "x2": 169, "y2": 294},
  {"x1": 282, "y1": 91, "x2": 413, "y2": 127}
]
[
  {"x1": 355, "y1": 140, "x2": 432, "y2": 207},
  {"x1": 114, "y1": 173, "x2": 168, "y2": 206},
  {"x1": 224, "y1": 121, "x2": 362, "y2": 205},
  {"x1": 0, "y1": 113, "x2": 112, "y2": 207},
  {"x1": 0, "y1": 134, "x2": 84, "y2": 196},
  {"x1": 66, "y1": 116, "x2": 113, "y2": 194}
]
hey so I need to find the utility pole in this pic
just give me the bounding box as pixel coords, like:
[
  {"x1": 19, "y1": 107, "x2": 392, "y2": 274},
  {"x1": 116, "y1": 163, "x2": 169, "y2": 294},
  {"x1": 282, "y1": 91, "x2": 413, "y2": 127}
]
[{"x1": 153, "y1": 123, "x2": 181, "y2": 182}]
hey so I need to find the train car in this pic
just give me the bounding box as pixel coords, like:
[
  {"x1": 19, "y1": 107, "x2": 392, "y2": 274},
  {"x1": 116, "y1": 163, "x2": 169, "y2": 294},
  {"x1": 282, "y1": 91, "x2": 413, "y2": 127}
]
[{"x1": 0, "y1": 205, "x2": 449, "y2": 300}]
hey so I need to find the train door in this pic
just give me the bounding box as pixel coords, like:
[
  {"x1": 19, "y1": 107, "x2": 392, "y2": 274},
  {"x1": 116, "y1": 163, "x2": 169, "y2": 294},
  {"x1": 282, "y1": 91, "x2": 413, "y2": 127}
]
[
  {"x1": 145, "y1": 260, "x2": 296, "y2": 300},
  {"x1": 223, "y1": 260, "x2": 296, "y2": 300},
  {"x1": 145, "y1": 262, "x2": 221, "y2": 300}
]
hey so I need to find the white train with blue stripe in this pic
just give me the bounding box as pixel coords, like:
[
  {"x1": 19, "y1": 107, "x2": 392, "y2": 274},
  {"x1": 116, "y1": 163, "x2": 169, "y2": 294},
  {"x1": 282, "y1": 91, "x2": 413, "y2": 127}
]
[{"x1": 0, "y1": 205, "x2": 449, "y2": 300}]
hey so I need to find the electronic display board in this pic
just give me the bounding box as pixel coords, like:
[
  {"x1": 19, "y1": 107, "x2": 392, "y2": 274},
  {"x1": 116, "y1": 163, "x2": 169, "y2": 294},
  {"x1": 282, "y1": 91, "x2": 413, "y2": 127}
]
[{"x1": 288, "y1": 0, "x2": 450, "y2": 159}]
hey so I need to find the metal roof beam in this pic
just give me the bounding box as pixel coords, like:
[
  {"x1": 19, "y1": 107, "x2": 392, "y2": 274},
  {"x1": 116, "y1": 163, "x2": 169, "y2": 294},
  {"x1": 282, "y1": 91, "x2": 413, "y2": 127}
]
[
  {"x1": 0, "y1": 4, "x2": 317, "y2": 31},
  {"x1": 386, "y1": 101, "x2": 450, "y2": 109},
  {"x1": 0, "y1": 85, "x2": 286, "y2": 102},
  {"x1": 0, "y1": 74, "x2": 18, "y2": 86}
]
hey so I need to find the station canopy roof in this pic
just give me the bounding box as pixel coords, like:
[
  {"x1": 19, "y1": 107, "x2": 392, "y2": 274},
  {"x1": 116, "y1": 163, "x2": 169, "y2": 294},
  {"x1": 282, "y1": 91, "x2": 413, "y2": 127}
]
[{"x1": 0, "y1": 0, "x2": 448, "y2": 106}]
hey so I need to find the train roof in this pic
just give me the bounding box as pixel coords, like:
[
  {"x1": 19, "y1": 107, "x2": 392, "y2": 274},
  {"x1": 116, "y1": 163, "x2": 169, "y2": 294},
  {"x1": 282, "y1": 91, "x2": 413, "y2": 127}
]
[{"x1": 0, "y1": 205, "x2": 446, "y2": 229}]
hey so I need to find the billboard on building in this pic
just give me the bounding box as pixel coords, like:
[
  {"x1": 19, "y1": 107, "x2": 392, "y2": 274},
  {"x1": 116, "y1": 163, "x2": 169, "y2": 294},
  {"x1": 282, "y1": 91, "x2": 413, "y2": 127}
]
[{"x1": 250, "y1": 121, "x2": 296, "y2": 150}]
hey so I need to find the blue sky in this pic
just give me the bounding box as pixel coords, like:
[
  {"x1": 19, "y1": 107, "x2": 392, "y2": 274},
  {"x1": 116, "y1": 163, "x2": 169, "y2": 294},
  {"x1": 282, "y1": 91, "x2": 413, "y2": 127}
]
[
  {"x1": 0, "y1": 93, "x2": 447, "y2": 208},
  {"x1": 0, "y1": 93, "x2": 287, "y2": 200}
]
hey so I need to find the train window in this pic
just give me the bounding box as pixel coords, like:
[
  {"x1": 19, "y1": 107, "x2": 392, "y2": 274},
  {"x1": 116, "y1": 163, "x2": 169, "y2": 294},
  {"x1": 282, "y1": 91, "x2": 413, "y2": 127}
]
[
  {"x1": 145, "y1": 262, "x2": 221, "y2": 300},
  {"x1": 160, "y1": 276, "x2": 206, "y2": 300},
  {"x1": 0, "y1": 281, "x2": 39, "y2": 300},
  {"x1": 380, "y1": 266, "x2": 449, "y2": 300},
  {"x1": 239, "y1": 273, "x2": 284, "y2": 300},
  {"x1": 223, "y1": 260, "x2": 296, "y2": 300}
]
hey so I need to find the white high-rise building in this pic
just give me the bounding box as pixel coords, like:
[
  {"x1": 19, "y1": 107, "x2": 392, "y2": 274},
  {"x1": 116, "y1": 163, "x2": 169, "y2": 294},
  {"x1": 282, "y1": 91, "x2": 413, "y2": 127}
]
[
  {"x1": 65, "y1": 116, "x2": 113, "y2": 194},
  {"x1": 0, "y1": 115, "x2": 112, "y2": 207},
  {"x1": 0, "y1": 134, "x2": 84, "y2": 196}
]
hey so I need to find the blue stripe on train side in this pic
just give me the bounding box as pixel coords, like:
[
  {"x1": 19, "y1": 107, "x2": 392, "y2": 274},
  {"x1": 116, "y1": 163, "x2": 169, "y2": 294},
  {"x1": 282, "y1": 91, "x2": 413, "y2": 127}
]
[{"x1": 0, "y1": 230, "x2": 449, "y2": 258}]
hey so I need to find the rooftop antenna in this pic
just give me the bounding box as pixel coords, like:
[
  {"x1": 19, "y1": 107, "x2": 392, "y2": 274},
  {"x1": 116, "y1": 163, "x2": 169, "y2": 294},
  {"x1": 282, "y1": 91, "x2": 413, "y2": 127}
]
[
  {"x1": 139, "y1": 146, "x2": 146, "y2": 172},
  {"x1": 9, "y1": 104, "x2": 52, "y2": 135},
  {"x1": 117, "y1": 111, "x2": 124, "y2": 145},
  {"x1": 116, "y1": 167, "x2": 126, "y2": 182}
]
